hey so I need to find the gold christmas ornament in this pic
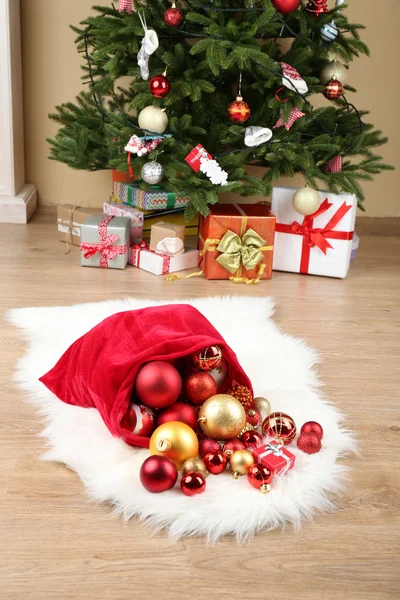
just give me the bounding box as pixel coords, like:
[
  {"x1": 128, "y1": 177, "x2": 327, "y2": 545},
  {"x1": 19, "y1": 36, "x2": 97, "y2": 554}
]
[
  {"x1": 149, "y1": 421, "x2": 199, "y2": 469},
  {"x1": 229, "y1": 450, "x2": 255, "y2": 479},
  {"x1": 138, "y1": 105, "x2": 169, "y2": 134},
  {"x1": 254, "y1": 397, "x2": 271, "y2": 420},
  {"x1": 292, "y1": 187, "x2": 322, "y2": 216},
  {"x1": 181, "y1": 456, "x2": 209, "y2": 478},
  {"x1": 198, "y1": 394, "x2": 246, "y2": 440},
  {"x1": 320, "y1": 60, "x2": 347, "y2": 85}
]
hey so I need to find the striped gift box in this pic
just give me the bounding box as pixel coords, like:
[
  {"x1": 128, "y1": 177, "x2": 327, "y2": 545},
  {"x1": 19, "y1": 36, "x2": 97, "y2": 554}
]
[{"x1": 113, "y1": 182, "x2": 190, "y2": 211}]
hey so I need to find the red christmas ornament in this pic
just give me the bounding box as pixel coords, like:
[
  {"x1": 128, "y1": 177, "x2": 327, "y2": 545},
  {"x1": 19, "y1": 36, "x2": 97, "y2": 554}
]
[
  {"x1": 203, "y1": 451, "x2": 227, "y2": 475},
  {"x1": 272, "y1": 0, "x2": 301, "y2": 14},
  {"x1": 262, "y1": 412, "x2": 297, "y2": 445},
  {"x1": 121, "y1": 403, "x2": 155, "y2": 437},
  {"x1": 242, "y1": 430, "x2": 263, "y2": 450},
  {"x1": 247, "y1": 464, "x2": 273, "y2": 493},
  {"x1": 228, "y1": 96, "x2": 251, "y2": 124},
  {"x1": 297, "y1": 432, "x2": 322, "y2": 454},
  {"x1": 324, "y1": 78, "x2": 343, "y2": 100},
  {"x1": 149, "y1": 74, "x2": 171, "y2": 99},
  {"x1": 181, "y1": 472, "x2": 206, "y2": 496},
  {"x1": 183, "y1": 371, "x2": 217, "y2": 406},
  {"x1": 157, "y1": 401, "x2": 198, "y2": 430},
  {"x1": 199, "y1": 438, "x2": 221, "y2": 458},
  {"x1": 300, "y1": 421, "x2": 324, "y2": 440},
  {"x1": 140, "y1": 455, "x2": 178, "y2": 493},
  {"x1": 223, "y1": 438, "x2": 245, "y2": 458},
  {"x1": 135, "y1": 361, "x2": 182, "y2": 409},
  {"x1": 164, "y1": 3, "x2": 183, "y2": 28},
  {"x1": 305, "y1": 0, "x2": 329, "y2": 16},
  {"x1": 192, "y1": 345, "x2": 222, "y2": 372},
  {"x1": 227, "y1": 384, "x2": 254, "y2": 410},
  {"x1": 246, "y1": 408, "x2": 261, "y2": 428}
]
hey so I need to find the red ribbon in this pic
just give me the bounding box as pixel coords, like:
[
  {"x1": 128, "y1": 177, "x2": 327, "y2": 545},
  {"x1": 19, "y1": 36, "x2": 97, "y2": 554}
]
[
  {"x1": 275, "y1": 199, "x2": 354, "y2": 274},
  {"x1": 80, "y1": 215, "x2": 129, "y2": 268},
  {"x1": 130, "y1": 242, "x2": 171, "y2": 274}
]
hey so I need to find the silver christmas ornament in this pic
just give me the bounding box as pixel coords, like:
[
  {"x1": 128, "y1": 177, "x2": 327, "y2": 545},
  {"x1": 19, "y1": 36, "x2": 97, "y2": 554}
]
[{"x1": 141, "y1": 161, "x2": 164, "y2": 185}]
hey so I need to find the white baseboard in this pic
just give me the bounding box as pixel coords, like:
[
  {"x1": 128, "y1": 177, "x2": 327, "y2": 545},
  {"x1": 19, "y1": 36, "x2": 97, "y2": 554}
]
[{"x1": 0, "y1": 183, "x2": 37, "y2": 223}]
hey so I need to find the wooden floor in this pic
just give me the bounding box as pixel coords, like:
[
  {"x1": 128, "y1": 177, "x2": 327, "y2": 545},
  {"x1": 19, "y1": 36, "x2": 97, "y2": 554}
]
[{"x1": 0, "y1": 208, "x2": 399, "y2": 600}]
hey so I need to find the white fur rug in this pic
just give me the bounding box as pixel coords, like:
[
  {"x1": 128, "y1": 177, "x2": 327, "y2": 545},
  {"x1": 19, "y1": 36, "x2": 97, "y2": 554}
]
[{"x1": 7, "y1": 296, "x2": 355, "y2": 541}]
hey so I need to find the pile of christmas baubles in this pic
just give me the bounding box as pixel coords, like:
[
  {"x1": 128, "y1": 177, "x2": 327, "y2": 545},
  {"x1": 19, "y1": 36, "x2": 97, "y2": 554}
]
[{"x1": 125, "y1": 346, "x2": 323, "y2": 496}]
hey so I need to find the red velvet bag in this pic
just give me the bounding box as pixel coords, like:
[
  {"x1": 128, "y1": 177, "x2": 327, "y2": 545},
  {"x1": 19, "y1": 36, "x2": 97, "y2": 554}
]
[{"x1": 39, "y1": 305, "x2": 252, "y2": 448}]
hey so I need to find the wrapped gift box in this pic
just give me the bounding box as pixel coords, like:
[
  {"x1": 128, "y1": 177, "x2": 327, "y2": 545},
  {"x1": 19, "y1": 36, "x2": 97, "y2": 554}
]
[
  {"x1": 113, "y1": 182, "x2": 189, "y2": 211},
  {"x1": 253, "y1": 442, "x2": 295, "y2": 476},
  {"x1": 271, "y1": 187, "x2": 357, "y2": 278},
  {"x1": 199, "y1": 204, "x2": 275, "y2": 281},
  {"x1": 57, "y1": 204, "x2": 99, "y2": 247},
  {"x1": 129, "y1": 244, "x2": 199, "y2": 276},
  {"x1": 112, "y1": 169, "x2": 136, "y2": 187},
  {"x1": 80, "y1": 215, "x2": 130, "y2": 269},
  {"x1": 150, "y1": 221, "x2": 185, "y2": 255},
  {"x1": 103, "y1": 200, "x2": 143, "y2": 244}
]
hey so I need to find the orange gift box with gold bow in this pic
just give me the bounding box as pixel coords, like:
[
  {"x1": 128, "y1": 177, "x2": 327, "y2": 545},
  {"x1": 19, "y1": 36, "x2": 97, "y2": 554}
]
[{"x1": 199, "y1": 204, "x2": 276, "y2": 283}]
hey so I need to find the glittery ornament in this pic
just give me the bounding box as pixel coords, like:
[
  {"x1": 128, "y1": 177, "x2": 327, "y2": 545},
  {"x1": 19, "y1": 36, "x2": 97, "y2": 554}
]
[
  {"x1": 181, "y1": 472, "x2": 206, "y2": 496},
  {"x1": 228, "y1": 96, "x2": 251, "y2": 123},
  {"x1": 192, "y1": 345, "x2": 222, "y2": 372},
  {"x1": 297, "y1": 432, "x2": 322, "y2": 454},
  {"x1": 247, "y1": 464, "x2": 273, "y2": 493},
  {"x1": 223, "y1": 438, "x2": 245, "y2": 458},
  {"x1": 262, "y1": 412, "x2": 297, "y2": 445},
  {"x1": 183, "y1": 371, "x2": 217, "y2": 406},
  {"x1": 203, "y1": 451, "x2": 227, "y2": 475},
  {"x1": 138, "y1": 105, "x2": 168, "y2": 134},
  {"x1": 292, "y1": 187, "x2": 322, "y2": 216},
  {"x1": 199, "y1": 438, "x2": 221, "y2": 458},
  {"x1": 300, "y1": 421, "x2": 324, "y2": 440},
  {"x1": 141, "y1": 161, "x2": 164, "y2": 185},
  {"x1": 227, "y1": 385, "x2": 253, "y2": 410},
  {"x1": 198, "y1": 394, "x2": 246, "y2": 440}
]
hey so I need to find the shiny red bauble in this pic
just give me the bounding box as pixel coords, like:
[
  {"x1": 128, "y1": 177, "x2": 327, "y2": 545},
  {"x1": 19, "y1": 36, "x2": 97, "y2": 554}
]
[
  {"x1": 223, "y1": 438, "x2": 245, "y2": 458},
  {"x1": 300, "y1": 421, "x2": 324, "y2": 440},
  {"x1": 247, "y1": 464, "x2": 273, "y2": 493},
  {"x1": 272, "y1": 0, "x2": 301, "y2": 15},
  {"x1": 242, "y1": 430, "x2": 263, "y2": 450},
  {"x1": 157, "y1": 401, "x2": 198, "y2": 430},
  {"x1": 246, "y1": 408, "x2": 262, "y2": 428},
  {"x1": 164, "y1": 6, "x2": 183, "y2": 28},
  {"x1": 135, "y1": 361, "x2": 182, "y2": 409},
  {"x1": 149, "y1": 74, "x2": 171, "y2": 99},
  {"x1": 121, "y1": 403, "x2": 155, "y2": 437},
  {"x1": 228, "y1": 97, "x2": 251, "y2": 123},
  {"x1": 262, "y1": 412, "x2": 297, "y2": 445},
  {"x1": 324, "y1": 78, "x2": 343, "y2": 100},
  {"x1": 199, "y1": 438, "x2": 221, "y2": 458},
  {"x1": 305, "y1": 0, "x2": 329, "y2": 16},
  {"x1": 203, "y1": 451, "x2": 227, "y2": 475},
  {"x1": 183, "y1": 371, "x2": 217, "y2": 406},
  {"x1": 297, "y1": 432, "x2": 322, "y2": 454},
  {"x1": 181, "y1": 472, "x2": 206, "y2": 496},
  {"x1": 140, "y1": 455, "x2": 178, "y2": 493},
  {"x1": 192, "y1": 345, "x2": 222, "y2": 372}
]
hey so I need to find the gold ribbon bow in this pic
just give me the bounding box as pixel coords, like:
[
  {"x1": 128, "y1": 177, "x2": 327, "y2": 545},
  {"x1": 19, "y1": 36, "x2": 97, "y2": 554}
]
[{"x1": 216, "y1": 228, "x2": 267, "y2": 275}]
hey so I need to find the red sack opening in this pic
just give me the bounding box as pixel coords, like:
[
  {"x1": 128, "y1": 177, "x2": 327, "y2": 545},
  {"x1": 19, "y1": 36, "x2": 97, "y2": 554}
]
[{"x1": 39, "y1": 304, "x2": 252, "y2": 448}]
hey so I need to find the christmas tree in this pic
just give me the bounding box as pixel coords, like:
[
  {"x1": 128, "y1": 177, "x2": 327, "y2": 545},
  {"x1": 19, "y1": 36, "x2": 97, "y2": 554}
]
[{"x1": 48, "y1": 0, "x2": 392, "y2": 218}]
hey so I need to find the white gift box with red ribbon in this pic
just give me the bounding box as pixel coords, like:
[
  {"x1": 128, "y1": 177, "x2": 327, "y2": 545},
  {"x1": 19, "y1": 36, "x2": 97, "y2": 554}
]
[
  {"x1": 129, "y1": 243, "x2": 199, "y2": 276},
  {"x1": 271, "y1": 187, "x2": 357, "y2": 279}
]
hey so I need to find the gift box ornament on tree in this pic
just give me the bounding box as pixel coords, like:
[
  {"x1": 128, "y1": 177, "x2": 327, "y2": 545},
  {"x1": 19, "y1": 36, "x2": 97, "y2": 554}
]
[
  {"x1": 271, "y1": 187, "x2": 357, "y2": 279},
  {"x1": 80, "y1": 215, "x2": 130, "y2": 269},
  {"x1": 199, "y1": 204, "x2": 275, "y2": 283}
]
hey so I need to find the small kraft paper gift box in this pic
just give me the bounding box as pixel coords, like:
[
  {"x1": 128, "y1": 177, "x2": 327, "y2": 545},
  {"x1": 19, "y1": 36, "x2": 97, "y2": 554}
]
[
  {"x1": 80, "y1": 215, "x2": 130, "y2": 269},
  {"x1": 199, "y1": 204, "x2": 275, "y2": 282},
  {"x1": 150, "y1": 221, "x2": 185, "y2": 255},
  {"x1": 252, "y1": 442, "x2": 296, "y2": 476},
  {"x1": 271, "y1": 187, "x2": 357, "y2": 278},
  {"x1": 113, "y1": 182, "x2": 190, "y2": 211},
  {"x1": 103, "y1": 200, "x2": 143, "y2": 244},
  {"x1": 57, "y1": 205, "x2": 99, "y2": 248},
  {"x1": 129, "y1": 243, "x2": 199, "y2": 276}
]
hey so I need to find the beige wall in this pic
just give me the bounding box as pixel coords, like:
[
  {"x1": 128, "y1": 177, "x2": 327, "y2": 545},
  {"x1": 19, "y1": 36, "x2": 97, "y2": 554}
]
[{"x1": 21, "y1": 0, "x2": 399, "y2": 216}]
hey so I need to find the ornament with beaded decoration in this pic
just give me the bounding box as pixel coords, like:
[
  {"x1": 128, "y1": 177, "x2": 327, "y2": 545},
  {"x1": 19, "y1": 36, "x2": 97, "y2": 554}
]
[{"x1": 227, "y1": 384, "x2": 253, "y2": 410}]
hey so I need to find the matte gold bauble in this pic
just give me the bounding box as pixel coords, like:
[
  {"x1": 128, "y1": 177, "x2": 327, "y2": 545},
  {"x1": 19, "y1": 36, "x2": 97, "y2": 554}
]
[
  {"x1": 292, "y1": 187, "x2": 321, "y2": 216},
  {"x1": 138, "y1": 105, "x2": 169, "y2": 134},
  {"x1": 229, "y1": 450, "x2": 255, "y2": 479},
  {"x1": 198, "y1": 394, "x2": 246, "y2": 440},
  {"x1": 181, "y1": 456, "x2": 209, "y2": 478},
  {"x1": 254, "y1": 397, "x2": 271, "y2": 420},
  {"x1": 149, "y1": 421, "x2": 199, "y2": 469},
  {"x1": 320, "y1": 60, "x2": 347, "y2": 84}
]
